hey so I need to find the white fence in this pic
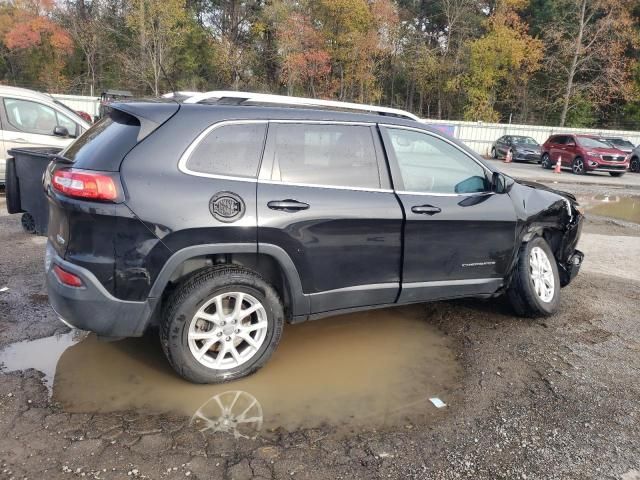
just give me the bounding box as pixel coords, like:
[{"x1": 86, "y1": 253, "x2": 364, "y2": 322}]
[
  {"x1": 51, "y1": 94, "x2": 100, "y2": 118},
  {"x1": 48, "y1": 94, "x2": 640, "y2": 154},
  {"x1": 421, "y1": 118, "x2": 640, "y2": 156}
]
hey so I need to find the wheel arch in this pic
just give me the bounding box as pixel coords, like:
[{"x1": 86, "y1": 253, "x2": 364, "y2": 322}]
[{"x1": 149, "y1": 243, "x2": 309, "y2": 321}]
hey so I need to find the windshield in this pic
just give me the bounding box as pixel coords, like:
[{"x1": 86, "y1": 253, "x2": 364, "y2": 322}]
[
  {"x1": 577, "y1": 137, "x2": 612, "y2": 148},
  {"x1": 511, "y1": 136, "x2": 538, "y2": 145}
]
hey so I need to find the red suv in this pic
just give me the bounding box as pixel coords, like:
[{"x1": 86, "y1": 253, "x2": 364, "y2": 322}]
[{"x1": 540, "y1": 134, "x2": 629, "y2": 176}]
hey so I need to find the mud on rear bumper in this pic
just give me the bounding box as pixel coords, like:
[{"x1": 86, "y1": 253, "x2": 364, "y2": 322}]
[{"x1": 46, "y1": 241, "x2": 155, "y2": 338}]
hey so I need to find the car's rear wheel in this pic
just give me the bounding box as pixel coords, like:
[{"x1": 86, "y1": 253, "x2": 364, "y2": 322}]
[
  {"x1": 609, "y1": 172, "x2": 625, "y2": 177},
  {"x1": 630, "y1": 157, "x2": 640, "y2": 173},
  {"x1": 571, "y1": 157, "x2": 585, "y2": 175},
  {"x1": 541, "y1": 153, "x2": 552, "y2": 169},
  {"x1": 507, "y1": 237, "x2": 560, "y2": 318},
  {"x1": 161, "y1": 266, "x2": 284, "y2": 384}
]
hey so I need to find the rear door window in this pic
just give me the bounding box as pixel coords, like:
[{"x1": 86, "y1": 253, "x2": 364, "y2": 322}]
[
  {"x1": 267, "y1": 123, "x2": 381, "y2": 189},
  {"x1": 184, "y1": 122, "x2": 267, "y2": 178}
]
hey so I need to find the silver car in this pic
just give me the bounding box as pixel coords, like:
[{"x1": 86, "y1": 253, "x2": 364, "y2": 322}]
[{"x1": 0, "y1": 86, "x2": 91, "y2": 184}]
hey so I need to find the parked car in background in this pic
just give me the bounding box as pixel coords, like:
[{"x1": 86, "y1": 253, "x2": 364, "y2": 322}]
[
  {"x1": 630, "y1": 145, "x2": 640, "y2": 173},
  {"x1": 44, "y1": 91, "x2": 584, "y2": 384},
  {"x1": 594, "y1": 136, "x2": 635, "y2": 154},
  {"x1": 491, "y1": 135, "x2": 541, "y2": 162},
  {"x1": 0, "y1": 86, "x2": 91, "y2": 185},
  {"x1": 540, "y1": 134, "x2": 629, "y2": 176}
]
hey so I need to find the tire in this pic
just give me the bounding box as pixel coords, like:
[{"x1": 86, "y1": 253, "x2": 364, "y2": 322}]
[
  {"x1": 609, "y1": 172, "x2": 624, "y2": 177},
  {"x1": 507, "y1": 237, "x2": 561, "y2": 318},
  {"x1": 161, "y1": 266, "x2": 284, "y2": 384},
  {"x1": 541, "y1": 153, "x2": 552, "y2": 169},
  {"x1": 5, "y1": 158, "x2": 23, "y2": 214},
  {"x1": 21, "y1": 213, "x2": 36, "y2": 234},
  {"x1": 630, "y1": 157, "x2": 640, "y2": 173},
  {"x1": 571, "y1": 156, "x2": 585, "y2": 175},
  {"x1": 491, "y1": 147, "x2": 497, "y2": 159}
]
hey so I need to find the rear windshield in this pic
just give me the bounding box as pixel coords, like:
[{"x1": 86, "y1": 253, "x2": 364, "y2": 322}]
[{"x1": 61, "y1": 109, "x2": 141, "y2": 171}]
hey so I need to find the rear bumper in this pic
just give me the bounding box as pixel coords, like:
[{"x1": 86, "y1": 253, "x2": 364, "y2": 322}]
[{"x1": 46, "y1": 241, "x2": 155, "y2": 337}]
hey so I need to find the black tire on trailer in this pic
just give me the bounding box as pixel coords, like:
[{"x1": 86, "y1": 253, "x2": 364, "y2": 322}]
[
  {"x1": 5, "y1": 158, "x2": 23, "y2": 214},
  {"x1": 21, "y1": 213, "x2": 36, "y2": 234},
  {"x1": 161, "y1": 266, "x2": 284, "y2": 384}
]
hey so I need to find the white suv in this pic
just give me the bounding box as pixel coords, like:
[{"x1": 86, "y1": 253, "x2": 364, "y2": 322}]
[{"x1": 0, "y1": 86, "x2": 91, "y2": 184}]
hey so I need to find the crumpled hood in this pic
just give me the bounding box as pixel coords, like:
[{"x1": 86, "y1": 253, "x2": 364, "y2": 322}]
[{"x1": 514, "y1": 178, "x2": 577, "y2": 203}]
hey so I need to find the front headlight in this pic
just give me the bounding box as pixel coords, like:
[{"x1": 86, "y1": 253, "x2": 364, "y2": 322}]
[{"x1": 586, "y1": 151, "x2": 601, "y2": 158}]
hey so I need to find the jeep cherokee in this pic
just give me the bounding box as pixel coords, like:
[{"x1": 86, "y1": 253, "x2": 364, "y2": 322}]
[{"x1": 43, "y1": 92, "x2": 584, "y2": 384}]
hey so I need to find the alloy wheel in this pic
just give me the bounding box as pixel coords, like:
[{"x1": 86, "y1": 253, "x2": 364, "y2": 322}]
[
  {"x1": 572, "y1": 158, "x2": 584, "y2": 175},
  {"x1": 188, "y1": 292, "x2": 268, "y2": 370},
  {"x1": 529, "y1": 247, "x2": 555, "y2": 303},
  {"x1": 541, "y1": 155, "x2": 550, "y2": 169}
]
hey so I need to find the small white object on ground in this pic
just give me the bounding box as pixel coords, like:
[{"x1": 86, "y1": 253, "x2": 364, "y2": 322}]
[
  {"x1": 0, "y1": 287, "x2": 8, "y2": 292},
  {"x1": 429, "y1": 397, "x2": 447, "y2": 408}
]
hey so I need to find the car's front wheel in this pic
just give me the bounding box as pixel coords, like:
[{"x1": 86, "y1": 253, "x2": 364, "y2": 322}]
[
  {"x1": 541, "y1": 153, "x2": 552, "y2": 169},
  {"x1": 630, "y1": 156, "x2": 640, "y2": 173},
  {"x1": 507, "y1": 237, "x2": 560, "y2": 318},
  {"x1": 491, "y1": 147, "x2": 498, "y2": 159},
  {"x1": 161, "y1": 266, "x2": 284, "y2": 384},
  {"x1": 571, "y1": 157, "x2": 585, "y2": 175}
]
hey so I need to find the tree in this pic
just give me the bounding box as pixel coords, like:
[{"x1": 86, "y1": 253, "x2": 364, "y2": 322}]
[
  {"x1": 124, "y1": 0, "x2": 188, "y2": 96},
  {"x1": 463, "y1": 0, "x2": 543, "y2": 122},
  {"x1": 2, "y1": 0, "x2": 73, "y2": 91},
  {"x1": 542, "y1": 0, "x2": 638, "y2": 126}
]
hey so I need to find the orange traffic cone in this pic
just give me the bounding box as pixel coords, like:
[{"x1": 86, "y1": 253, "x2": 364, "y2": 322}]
[
  {"x1": 504, "y1": 149, "x2": 512, "y2": 163},
  {"x1": 554, "y1": 156, "x2": 562, "y2": 174}
]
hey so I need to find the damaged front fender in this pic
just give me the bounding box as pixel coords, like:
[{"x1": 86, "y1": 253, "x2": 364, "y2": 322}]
[{"x1": 506, "y1": 179, "x2": 584, "y2": 288}]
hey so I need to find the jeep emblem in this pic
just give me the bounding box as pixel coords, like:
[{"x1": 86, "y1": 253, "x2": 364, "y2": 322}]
[{"x1": 210, "y1": 192, "x2": 245, "y2": 222}]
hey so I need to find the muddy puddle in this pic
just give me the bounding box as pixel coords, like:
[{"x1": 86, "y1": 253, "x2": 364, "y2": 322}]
[
  {"x1": 577, "y1": 194, "x2": 640, "y2": 224},
  {"x1": 0, "y1": 305, "x2": 461, "y2": 436}
]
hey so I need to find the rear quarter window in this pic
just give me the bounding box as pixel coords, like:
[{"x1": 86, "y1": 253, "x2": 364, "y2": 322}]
[
  {"x1": 184, "y1": 123, "x2": 267, "y2": 178},
  {"x1": 62, "y1": 109, "x2": 141, "y2": 171}
]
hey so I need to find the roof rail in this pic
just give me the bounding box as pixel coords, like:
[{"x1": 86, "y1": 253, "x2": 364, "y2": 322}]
[{"x1": 179, "y1": 90, "x2": 419, "y2": 121}]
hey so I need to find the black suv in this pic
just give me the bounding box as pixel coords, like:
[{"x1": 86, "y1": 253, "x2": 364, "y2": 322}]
[{"x1": 43, "y1": 93, "x2": 584, "y2": 384}]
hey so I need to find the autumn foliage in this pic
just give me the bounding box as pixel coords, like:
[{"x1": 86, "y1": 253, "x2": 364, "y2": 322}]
[{"x1": 0, "y1": 0, "x2": 638, "y2": 128}]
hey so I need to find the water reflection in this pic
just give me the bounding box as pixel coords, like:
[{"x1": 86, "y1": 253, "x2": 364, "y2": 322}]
[
  {"x1": 0, "y1": 305, "x2": 461, "y2": 436},
  {"x1": 577, "y1": 194, "x2": 640, "y2": 224},
  {"x1": 191, "y1": 391, "x2": 263, "y2": 440}
]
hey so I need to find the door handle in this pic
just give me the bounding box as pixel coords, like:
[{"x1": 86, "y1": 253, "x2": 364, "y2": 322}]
[
  {"x1": 13, "y1": 138, "x2": 28, "y2": 143},
  {"x1": 411, "y1": 205, "x2": 442, "y2": 215},
  {"x1": 267, "y1": 200, "x2": 310, "y2": 212}
]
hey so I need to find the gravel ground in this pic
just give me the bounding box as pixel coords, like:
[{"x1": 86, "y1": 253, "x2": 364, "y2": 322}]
[{"x1": 0, "y1": 177, "x2": 639, "y2": 479}]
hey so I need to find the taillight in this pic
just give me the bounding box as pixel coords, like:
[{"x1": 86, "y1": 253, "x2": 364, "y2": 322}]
[
  {"x1": 53, "y1": 264, "x2": 84, "y2": 288},
  {"x1": 52, "y1": 168, "x2": 121, "y2": 202}
]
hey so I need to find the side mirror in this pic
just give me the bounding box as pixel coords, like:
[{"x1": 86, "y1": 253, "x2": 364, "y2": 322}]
[
  {"x1": 491, "y1": 171, "x2": 511, "y2": 194},
  {"x1": 53, "y1": 126, "x2": 69, "y2": 137}
]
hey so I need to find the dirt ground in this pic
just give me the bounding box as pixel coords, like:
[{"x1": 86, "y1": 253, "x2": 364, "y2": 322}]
[{"x1": 0, "y1": 177, "x2": 639, "y2": 480}]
